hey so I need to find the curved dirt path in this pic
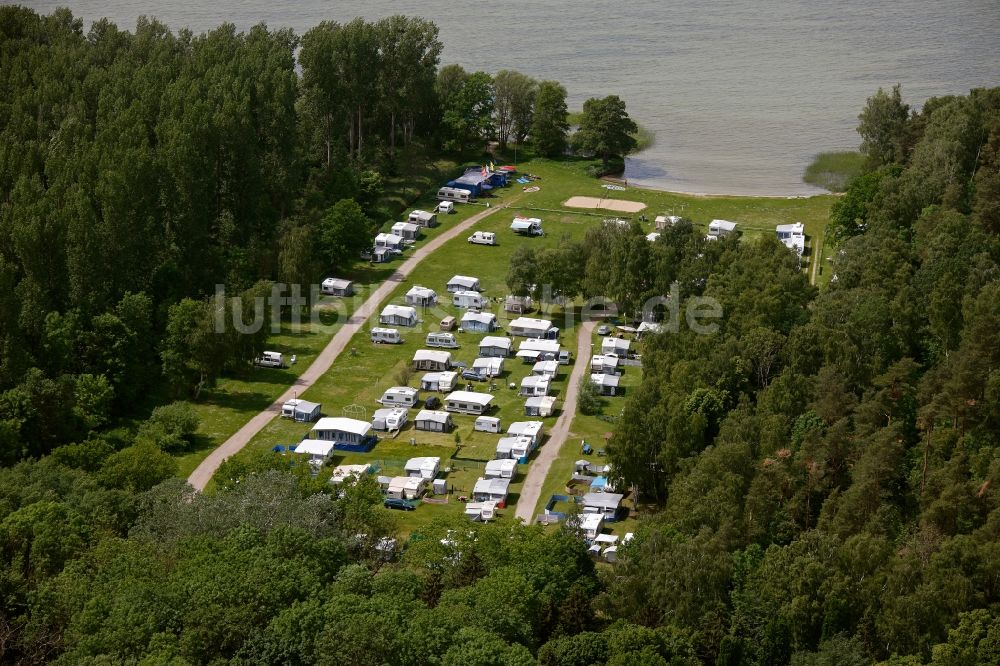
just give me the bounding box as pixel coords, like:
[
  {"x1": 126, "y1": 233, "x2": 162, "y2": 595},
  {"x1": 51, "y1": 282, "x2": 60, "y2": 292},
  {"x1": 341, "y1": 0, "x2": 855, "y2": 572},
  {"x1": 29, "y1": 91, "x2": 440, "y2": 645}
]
[
  {"x1": 188, "y1": 202, "x2": 512, "y2": 491},
  {"x1": 515, "y1": 321, "x2": 595, "y2": 523}
]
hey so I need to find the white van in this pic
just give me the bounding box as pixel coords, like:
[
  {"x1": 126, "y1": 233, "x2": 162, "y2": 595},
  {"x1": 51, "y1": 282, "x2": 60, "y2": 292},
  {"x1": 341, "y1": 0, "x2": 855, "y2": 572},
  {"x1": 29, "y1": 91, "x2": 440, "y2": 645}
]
[
  {"x1": 558, "y1": 349, "x2": 572, "y2": 365},
  {"x1": 426, "y1": 332, "x2": 459, "y2": 348},
  {"x1": 437, "y1": 201, "x2": 455, "y2": 214},
  {"x1": 254, "y1": 351, "x2": 284, "y2": 368},
  {"x1": 371, "y1": 327, "x2": 402, "y2": 344},
  {"x1": 468, "y1": 231, "x2": 496, "y2": 246},
  {"x1": 437, "y1": 187, "x2": 472, "y2": 203}
]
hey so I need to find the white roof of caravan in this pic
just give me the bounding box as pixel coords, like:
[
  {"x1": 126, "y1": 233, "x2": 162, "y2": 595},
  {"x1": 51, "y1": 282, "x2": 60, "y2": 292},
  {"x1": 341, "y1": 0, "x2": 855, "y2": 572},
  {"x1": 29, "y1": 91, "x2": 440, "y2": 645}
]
[
  {"x1": 375, "y1": 232, "x2": 405, "y2": 243},
  {"x1": 330, "y1": 463, "x2": 371, "y2": 483},
  {"x1": 284, "y1": 398, "x2": 321, "y2": 411},
  {"x1": 383, "y1": 385, "x2": 418, "y2": 396},
  {"x1": 392, "y1": 221, "x2": 420, "y2": 233},
  {"x1": 776, "y1": 222, "x2": 805, "y2": 234},
  {"x1": 591, "y1": 373, "x2": 621, "y2": 387},
  {"x1": 583, "y1": 492, "x2": 624, "y2": 510},
  {"x1": 473, "y1": 477, "x2": 511, "y2": 495},
  {"x1": 404, "y1": 456, "x2": 440, "y2": 472},
  {"x1": 525, "y1": 396, "x2": 556, "y2": 409},
  {"x1": 388, "y1": 476, "x2": 423, "y2": 492},
  {"x1": 413, "y1": 349, "x2": 452, "y2": 364},
  {"x1": 591, "y1": 354, "x2": 620, "y2": 367},
  {"x1": 709, "y1": 219, "x2": 738, "y2": 231},
  {"x1": 447, "y1": 275, "x2": 480, "y2": 288},
  {"x1": 646, "y1": 232, "x2": 661, "y2": 242},
  {"x1": 322, "y1": 277, "x2": 352, "y2": 289},
  {"x1": 410, "y1": 209, "x2": 434, "y2": 218},
  {"x1": 381, "y1": 304, "x2": 416, "y2": 318},
  {"x1": 580, "y1": 513, "x2": 603, "y2": 531},
  {"x1": 422, "y1": 371, "x2": 458, "y2": 384},
  {"x1": 594, "y1": 533, "x2": 619, "y2": 544},
  {"x1": 476, "y1": 415, "x2": 501, "y2": 424},
  {"x1": 373, "y1": 407, "x2": 408, "y2": 420},
  {"x1": 510, "y1": 217, "x2": 541, "y2": 230},
  {"x1": 293, "y1": 440, "x2": 335, "y2": 456},
  {"x1": 521, "y1": 375, "x2": 550, "y2": 389},
  {"x1": 480, "y1": 336, "x2": 513, "y2": 350},
  {"x1": 485, "y1": 458, "x2": 517, "y2": 475},
  {"x1": 510, "y1": 317, "x2": 554, "y2": 330},
  {"x1": 453, "y1": 290, "x2": 482, "y2": 298},
  {"x1": 415, "y1": 409, "x2": 451, "y2": 424},
  {"x1": 445, "y1": 391, "x2": 494, "y2": 406},
  {"x1": 371, "y1": 327, "x2": 398, "y2": 334},
  {"x1": 602, "y1": 337, "x2": 631, "y2": 353},
  {"x1": 472, "y1": 357, "x2": 503, "y2": 372},
  {"x1": 462, "y1": 312, "x2": 496, "y2": 325},
  {"x1": 516, "y1": 349, "x2": 544, "y2": 360},
  {"x1": 533, "y1": 360, "x2": 559, "y2": 374},
  {"x1": 637, "y1": 321, "x2": 662, "y2": 334},
  {"x1": 312, "y1": 417, "x2": 372, "y2": 436},
  {"x1": 507, "y1": 421, "x2": 543, "y2": 437},
  {"x1": 519, "y1": 338, "x2": 561, "y2": 353},
  {"x1": 406, "y1": 285, "x2": 436, "y2": 298}
]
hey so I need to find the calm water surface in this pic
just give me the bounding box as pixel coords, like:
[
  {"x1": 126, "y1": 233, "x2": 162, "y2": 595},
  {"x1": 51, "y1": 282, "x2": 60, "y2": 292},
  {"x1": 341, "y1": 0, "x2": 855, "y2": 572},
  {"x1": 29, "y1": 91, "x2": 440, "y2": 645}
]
[{"x1": 22, "y1": 0, "x2": 1000, "y2": 194}]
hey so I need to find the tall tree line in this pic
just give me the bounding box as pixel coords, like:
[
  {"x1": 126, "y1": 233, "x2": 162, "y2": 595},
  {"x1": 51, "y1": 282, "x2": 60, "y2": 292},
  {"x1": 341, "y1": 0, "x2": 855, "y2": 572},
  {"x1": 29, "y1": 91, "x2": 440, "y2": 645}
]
[{"x1": 601, "y1": 86, "x2": 1000, "y2": 664}]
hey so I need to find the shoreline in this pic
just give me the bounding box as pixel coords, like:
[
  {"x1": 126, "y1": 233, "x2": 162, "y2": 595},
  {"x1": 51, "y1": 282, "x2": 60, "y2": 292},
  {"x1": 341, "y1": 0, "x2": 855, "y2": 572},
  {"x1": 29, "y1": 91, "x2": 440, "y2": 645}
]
[{"x1": 601, "y1": 175, "x2": 835, "y2": 200}]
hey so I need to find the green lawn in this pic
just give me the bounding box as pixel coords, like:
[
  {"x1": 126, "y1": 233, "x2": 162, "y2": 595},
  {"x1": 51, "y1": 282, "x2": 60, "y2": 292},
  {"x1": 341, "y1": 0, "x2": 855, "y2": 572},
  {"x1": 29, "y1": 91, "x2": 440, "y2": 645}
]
[{"x1": 803, "y1": 150, "x2": 865, "y2": 193}]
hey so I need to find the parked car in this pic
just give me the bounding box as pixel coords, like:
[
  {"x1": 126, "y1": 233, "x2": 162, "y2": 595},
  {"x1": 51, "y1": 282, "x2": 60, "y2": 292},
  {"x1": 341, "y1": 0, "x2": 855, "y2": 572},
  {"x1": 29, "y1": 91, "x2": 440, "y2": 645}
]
[
  {"x1": 384, "y1": 498, "x2": 416, "y2": 511},
  {"x1": 462, "y1": 369, "x2": 486, "y2": 382},
  {"x1": 425, "y1": 396, "x2": 441, "y2": 409},
  {"x1": 597, "y1": 325, "x2": 611, "y2": 336}
]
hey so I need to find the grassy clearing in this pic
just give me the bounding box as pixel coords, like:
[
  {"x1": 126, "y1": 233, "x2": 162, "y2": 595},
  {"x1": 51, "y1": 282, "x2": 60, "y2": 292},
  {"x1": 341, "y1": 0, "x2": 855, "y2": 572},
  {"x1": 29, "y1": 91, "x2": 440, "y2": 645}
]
[{"x1": 803, "y1": 150, "x2": 865, "y2": 192}]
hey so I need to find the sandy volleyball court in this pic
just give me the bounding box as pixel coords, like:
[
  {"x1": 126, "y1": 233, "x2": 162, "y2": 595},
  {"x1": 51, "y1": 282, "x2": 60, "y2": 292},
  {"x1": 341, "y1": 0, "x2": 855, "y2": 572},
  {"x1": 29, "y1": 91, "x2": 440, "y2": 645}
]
[{"x1": 563, "y1": 196, "x2": 647, "y2": 213}]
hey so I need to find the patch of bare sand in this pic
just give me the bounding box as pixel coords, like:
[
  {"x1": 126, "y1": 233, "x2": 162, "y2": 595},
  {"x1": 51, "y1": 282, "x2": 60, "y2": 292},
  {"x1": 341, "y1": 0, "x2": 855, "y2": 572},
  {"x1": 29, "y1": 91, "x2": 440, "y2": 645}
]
[{"x1": 563, "y1": 196, "x2": 647, "y2": 213}]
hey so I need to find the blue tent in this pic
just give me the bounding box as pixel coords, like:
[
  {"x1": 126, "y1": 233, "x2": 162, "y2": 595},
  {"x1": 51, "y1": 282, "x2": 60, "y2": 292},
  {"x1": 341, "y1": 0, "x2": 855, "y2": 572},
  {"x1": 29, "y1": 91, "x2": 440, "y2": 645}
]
[{"x1": 590, "y1": 476, "x2": 608, "y2": 491}]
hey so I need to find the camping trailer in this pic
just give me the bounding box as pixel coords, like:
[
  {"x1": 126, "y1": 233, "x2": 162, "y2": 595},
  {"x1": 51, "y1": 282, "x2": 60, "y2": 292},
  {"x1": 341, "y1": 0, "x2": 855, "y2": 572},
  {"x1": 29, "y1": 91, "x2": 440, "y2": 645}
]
[
  {"x1": 437, "y1": 187, "x2": 473, "y2": 203},
  {"x1": 444, "y1": 391, "x2": 494, "y2": 415},
  {"x1": 415, "y1": 409, "x2": 454, "y2": 432},
  {"x1": 281, "y1": 399, "x2": 321, "y2": 422},
  {"x1": 378, "y1": 386, "x2": 419, "y2": 408},
  {"x1": 452, "y1": 291, "x2": 487, "y2": 309},
  {"x1": 461, "y1": 312, "x2": 497, "y2": 333},
  {"x1": 379, "y1": 305, "x2": 418, "y2": 327},
  {"x1": 479, "y1": 336, "x2": 513, "y2": 358},
  {"x1": 321, "y1": 278, "x2": 354, "y2": 296},
  {"x1": 405, "y1": 285, "x2": 438, "y2": 307},
  {"x1": 426, "y1": 332, "x2": 459, "y2": 348},
  {"x1": 391, "y1": 221, "x2": 421, "y2": 241},
  {"x1": 412, "y1": 349, "x2": 452, "y2": 372},
  {"x1": 474, "y1": 415, "x2": 502, "y2": 433},
  {"x1": 254, "y1": 351, "x2": 285, "y2": 368},
  {"x1": 371, "y1": 408, "x2": 408, "y2": 432},
  {"x1": 370, "y1": 327, "x2": 402, "y2": 344},
  {"x1": 408, "y1": 210, "x2": 438, "y2": 227},
  {"x1": 420, "y1": 371, "x2": 459, "y2": 393},
  {"x1": 510, "y1": 217, "x2": 543, "y2": 236},
  {"x1": 446, "y1": 275, "x2": 481, "y2": 293},
  {"x1": 509, "y1": 317, "x2": 557, "y2": 338}
]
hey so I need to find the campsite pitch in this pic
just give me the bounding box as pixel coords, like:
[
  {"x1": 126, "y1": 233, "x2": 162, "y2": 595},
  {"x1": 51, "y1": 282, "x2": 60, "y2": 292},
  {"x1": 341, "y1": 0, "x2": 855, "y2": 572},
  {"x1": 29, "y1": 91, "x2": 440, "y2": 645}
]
[{"x1": 563, "y1": 196, "x2": 647, "y2": 213}]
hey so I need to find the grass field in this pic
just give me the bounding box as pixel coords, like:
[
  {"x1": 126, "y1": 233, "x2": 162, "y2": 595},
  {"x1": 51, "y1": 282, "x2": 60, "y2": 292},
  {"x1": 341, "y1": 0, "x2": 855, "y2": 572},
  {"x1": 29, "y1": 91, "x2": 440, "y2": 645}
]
[{"x1": 803, "y1": 150, "x2": 865, "y2": 193}]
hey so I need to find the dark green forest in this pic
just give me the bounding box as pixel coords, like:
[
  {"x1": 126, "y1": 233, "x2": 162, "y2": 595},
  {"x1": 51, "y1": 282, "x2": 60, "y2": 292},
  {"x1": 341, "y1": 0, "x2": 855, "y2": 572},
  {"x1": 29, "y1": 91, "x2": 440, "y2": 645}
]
[{"x1": 0, "y1": 6, "x2": 998, "y2": 665}]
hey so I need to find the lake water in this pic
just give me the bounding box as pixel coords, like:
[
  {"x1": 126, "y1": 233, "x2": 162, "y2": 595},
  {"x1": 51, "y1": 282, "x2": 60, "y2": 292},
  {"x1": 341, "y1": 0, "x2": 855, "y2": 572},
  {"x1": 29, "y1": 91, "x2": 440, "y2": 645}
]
[{"x1": 23, "y1": 0, "x2": 1000, "y2": 195}]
